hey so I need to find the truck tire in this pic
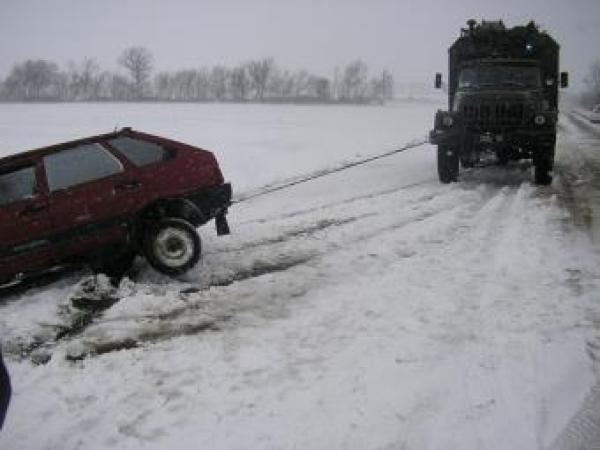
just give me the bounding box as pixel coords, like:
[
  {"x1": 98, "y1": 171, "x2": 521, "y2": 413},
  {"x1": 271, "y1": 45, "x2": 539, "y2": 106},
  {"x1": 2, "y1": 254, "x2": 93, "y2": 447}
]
[
  {"x1": 534, "y1": 145, "x2": 555, "y2": 186},
  {"x1": 144, "y1": 218, "x2": 201, "y2": 276},
  {"x1": 460, "y1": 158, "x2": 475, "y2": 168},
  {"x1": 438, "y1": 145, "x2": 459, "y2": 183}
]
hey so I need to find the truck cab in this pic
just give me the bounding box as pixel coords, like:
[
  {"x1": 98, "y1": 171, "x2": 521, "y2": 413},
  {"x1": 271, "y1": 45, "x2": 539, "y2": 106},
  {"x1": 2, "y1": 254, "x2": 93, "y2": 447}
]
[{"x1": 430, "y1": 20, "x2": 568, "y2": 185}]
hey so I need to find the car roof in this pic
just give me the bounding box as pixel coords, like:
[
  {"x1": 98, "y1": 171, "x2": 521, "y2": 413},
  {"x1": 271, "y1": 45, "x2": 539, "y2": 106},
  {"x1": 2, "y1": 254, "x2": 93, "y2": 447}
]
[{"x1": 0, "y1": 128, "x2": 207, "y2": 167}]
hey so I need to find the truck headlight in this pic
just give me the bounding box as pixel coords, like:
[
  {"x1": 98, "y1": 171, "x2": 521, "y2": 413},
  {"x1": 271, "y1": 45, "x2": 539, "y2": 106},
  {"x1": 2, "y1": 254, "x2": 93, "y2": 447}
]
[
  {"x1": 534, "y1": 114, "x2": 546, "y2": 125},
  {"x1": 442, "y1": 115, "x2": 454, "y2": 127}
]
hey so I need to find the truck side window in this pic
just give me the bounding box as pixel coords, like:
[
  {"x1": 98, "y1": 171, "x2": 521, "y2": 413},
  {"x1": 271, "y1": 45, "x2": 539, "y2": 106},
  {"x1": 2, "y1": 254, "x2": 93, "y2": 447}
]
[
  {"x1": 0, "y1": 165, "x2": 37, "y2": 205},
  {"x1": 108, "y1": 137, "x2": 171, "y2": 167},
  {"x1": 44, "y1": 143, "x2": 124, "y2": 192}
]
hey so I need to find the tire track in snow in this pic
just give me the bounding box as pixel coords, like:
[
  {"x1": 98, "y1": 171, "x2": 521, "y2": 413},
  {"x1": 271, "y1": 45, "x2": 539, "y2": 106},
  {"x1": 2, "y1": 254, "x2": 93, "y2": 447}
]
[
  {"x1": 54, "y1": 183, "x2": 480, "y2": 359},
  {"x1": 72, "y1": 176, "x2": 533, "y2": 360},
  {"x1": 394, "y1": 184, "x2": 527, "y2": 446},
  {"x1": 237, "y1": 179, "x2": 434, "y2": 225}
]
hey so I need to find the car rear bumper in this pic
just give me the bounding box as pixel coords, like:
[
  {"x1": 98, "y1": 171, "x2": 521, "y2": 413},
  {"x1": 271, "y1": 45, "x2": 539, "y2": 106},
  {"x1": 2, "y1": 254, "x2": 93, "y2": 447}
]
[{"x1": 186, "y1": 183, "x2": 232, "y2": 235}]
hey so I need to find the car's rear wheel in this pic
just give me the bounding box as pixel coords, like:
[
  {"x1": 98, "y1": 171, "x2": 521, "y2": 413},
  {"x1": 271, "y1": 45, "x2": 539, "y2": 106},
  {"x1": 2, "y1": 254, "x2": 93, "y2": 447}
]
[{"x1": 144, "y1": 218, "x2": 201, "y2": 276}]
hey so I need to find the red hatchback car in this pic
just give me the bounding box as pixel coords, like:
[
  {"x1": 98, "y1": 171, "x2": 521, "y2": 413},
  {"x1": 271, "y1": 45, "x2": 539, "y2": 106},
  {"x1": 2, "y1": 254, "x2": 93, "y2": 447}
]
[{"x1": 0, "y1": 128, "x2": 231, "y2": 285}]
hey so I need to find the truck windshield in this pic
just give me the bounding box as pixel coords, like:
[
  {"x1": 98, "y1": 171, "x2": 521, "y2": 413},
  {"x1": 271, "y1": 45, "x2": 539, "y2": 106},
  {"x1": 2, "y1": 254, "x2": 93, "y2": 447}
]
[{"x1": 458, "y1": 65, "x2": 541, "y2": 89}]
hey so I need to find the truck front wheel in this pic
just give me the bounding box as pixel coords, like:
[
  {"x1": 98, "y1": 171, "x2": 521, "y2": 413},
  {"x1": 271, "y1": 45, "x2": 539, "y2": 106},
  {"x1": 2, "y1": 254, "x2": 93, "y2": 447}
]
[
  {"x1": 534, "y1": 145, "x2": 555, "y2": 186},
  {"x1": 437, "y1": 145, "x2": 459, "y2": 183}
]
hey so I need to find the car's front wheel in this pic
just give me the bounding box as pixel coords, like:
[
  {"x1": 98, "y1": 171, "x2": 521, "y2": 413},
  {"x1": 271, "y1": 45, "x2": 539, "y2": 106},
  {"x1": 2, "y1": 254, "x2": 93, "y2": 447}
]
[{"x1": 144, "y1": 218, "x2": 201, "y2": 276}]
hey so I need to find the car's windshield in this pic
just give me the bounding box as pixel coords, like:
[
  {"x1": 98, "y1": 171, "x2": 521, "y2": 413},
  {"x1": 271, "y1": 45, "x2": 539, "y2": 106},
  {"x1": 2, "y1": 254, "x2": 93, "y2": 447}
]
[{"x1": 458, "y1": 65, "x2": 541, "y2": 89}]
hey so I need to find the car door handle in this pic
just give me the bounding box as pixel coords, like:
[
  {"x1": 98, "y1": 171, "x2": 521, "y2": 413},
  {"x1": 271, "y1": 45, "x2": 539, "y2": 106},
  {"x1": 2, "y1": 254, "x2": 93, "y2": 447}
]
[
  {"x1": 18, "y1": 203, "x2": 47, "y2": 217},
  {"x1": 114, "y1": 180, "x2": 141, "y2": 191}
]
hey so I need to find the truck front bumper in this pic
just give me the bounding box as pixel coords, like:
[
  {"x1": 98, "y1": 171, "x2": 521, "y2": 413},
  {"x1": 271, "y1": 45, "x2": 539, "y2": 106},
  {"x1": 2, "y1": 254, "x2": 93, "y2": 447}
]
[{"x1": 430, "y1": 126, "x2": 556, "y2": 149}]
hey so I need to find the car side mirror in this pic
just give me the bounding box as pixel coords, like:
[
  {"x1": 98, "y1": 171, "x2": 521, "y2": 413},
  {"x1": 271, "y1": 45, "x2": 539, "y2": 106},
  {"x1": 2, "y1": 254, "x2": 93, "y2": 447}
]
[
  {"x1": 560, "y1": 72, "x2": 569, "y2": 88},
  {"x1": 435, "y1": 73, "x2": 442, "y2": 89}
]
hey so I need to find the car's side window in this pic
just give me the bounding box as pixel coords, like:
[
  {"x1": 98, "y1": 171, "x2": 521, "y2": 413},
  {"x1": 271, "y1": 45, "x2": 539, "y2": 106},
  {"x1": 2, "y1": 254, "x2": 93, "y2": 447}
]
[
  {"x1": 108, "y1": 137, "x2": 171, "y2": 167},
  {"x1": 44, "y1": 143, "x2": 124, "y2": 192},
  {"x1": 0, "y1": 165, "x2": 37, "y2": 205}
]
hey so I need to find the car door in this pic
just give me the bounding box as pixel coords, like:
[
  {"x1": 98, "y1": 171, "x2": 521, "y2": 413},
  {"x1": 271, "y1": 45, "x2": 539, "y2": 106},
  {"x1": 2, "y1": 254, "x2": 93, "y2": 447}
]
[
  {"x1": 0, "y1": 159, "x2": 56, "y2": 279},
  {"x1": 43, "y1": 142, "x2": 139, "y2": 259}
]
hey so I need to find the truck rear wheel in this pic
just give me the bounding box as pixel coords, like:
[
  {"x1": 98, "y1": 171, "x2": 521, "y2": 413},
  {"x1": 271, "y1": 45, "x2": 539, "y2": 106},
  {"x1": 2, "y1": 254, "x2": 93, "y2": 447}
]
[
  {"x1": 437, "y1": 145, "x2": 459, "y2": 183},
  {"x1": 534, "y1": 145, "x2": 555, "y2": 186}
]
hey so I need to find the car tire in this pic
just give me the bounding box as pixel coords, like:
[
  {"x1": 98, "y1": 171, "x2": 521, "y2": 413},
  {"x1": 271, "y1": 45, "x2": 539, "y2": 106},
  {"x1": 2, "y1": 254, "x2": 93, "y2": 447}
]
[
  {"x1": 437, "y1": 145, "x2": 459, "y2": 183},
  {"x1": 144, "y1": 218, "x2": 201, "y2": 276}
]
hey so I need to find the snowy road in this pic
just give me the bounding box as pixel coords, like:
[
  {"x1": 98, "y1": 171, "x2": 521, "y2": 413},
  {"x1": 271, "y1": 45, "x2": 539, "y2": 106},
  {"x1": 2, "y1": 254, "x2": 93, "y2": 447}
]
[{"x1": 1, "y1": 103, "x2": 600, "y2": 449}]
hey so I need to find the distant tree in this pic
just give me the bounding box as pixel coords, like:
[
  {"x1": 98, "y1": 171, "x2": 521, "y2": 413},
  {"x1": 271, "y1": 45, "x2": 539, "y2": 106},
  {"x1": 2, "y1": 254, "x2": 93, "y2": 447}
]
[
  {"x1": 109, "y1": 73, "x2": 131, "y2": 101},
  {"x1": 369, "y1": 69, "x2": 394, "y2": 104},
  {"x1": 173, "y1": 70, "x2": 196, "y2": 100},
  {"x1": 118, "y1": 46, "x2": 153, "y2": 100},
  {"x1": 0, "y1": 53, "x2": 395, "y2": 105},
  {"x1": 267, "y1": 69, "x2": 295, "y2": 99},
  {"x1": 248, "y1": 58, "x2": 274, "y2": 101},
  {"x1": 310, "y1": 76, "x2": 331, "y2": 101},
  {"x1": 154, "y1": 71, "x2": 174, "y2": 100},
  {"x1": 67, "y1": 58, "x2": 101, "y2": 100},
  {"x1": 340, "y1": 60, "x2": 368, "y2": 102},
  {"x1": 90, "y1": 71, "x2": 113, "y2": 100},
  {"x1": 196, "y1": 69, "x2": 212, "y2": 100},
  {"x1": 293, "y1": 70, "x2": 311, "y2": 97},
  {"x1": 4, "y1": 60, "x2": 60, "y2": 100},
  {"x1": 53, "y1": 71, "x2": 70, "y2": 101},
  {"x1": 381, "y1": 69, "x2": 394, "y2": 101},
  {"x1": 332, "y1": 67, "x2": 342, "y2": 101},
  {"x1": 210, "y1": 66, "x2": 228, "y2": 101},
  {"x1": 230, "y1": 64, "x2": 250, "y2": 101},
  {"x1": 92, "y1": 71, "x2": 112, "y2": 100}
]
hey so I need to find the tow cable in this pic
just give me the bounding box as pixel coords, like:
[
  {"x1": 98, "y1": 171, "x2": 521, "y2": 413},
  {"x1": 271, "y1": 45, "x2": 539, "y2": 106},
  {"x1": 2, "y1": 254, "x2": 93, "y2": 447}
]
[{"x1": 232, "y1": 138, "x2": 429, "y2": 204}]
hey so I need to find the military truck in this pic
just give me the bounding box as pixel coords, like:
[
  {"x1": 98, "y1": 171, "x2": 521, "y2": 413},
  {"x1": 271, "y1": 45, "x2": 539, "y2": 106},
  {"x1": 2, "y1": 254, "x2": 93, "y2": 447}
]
[{"x1": 429, "y1": 20, "x2": 568, "y2": 185}]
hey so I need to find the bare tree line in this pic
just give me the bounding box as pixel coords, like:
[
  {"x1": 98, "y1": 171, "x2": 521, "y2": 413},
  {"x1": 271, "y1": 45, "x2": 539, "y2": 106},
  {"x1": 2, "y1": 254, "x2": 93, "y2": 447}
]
[{"x1": 0, "y1": 46, "x2": 394, "y2": 104}]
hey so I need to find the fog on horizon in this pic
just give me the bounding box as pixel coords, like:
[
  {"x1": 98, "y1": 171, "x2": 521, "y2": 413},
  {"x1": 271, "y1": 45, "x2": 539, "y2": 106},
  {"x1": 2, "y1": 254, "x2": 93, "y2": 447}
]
[{"x1": 0, "y1": 0, "x2": 599, "y2": 91}]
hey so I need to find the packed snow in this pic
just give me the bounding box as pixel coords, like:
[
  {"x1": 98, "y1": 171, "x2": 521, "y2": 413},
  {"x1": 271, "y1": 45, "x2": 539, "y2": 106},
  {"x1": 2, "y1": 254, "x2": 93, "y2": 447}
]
[{"x1": 1, "y1": 101, "x2": 600, "y2": 449}]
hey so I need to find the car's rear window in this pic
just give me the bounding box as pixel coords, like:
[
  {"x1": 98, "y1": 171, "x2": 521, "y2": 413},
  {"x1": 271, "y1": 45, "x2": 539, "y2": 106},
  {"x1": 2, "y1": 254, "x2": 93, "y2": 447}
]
[
  {"x1": 44, "y1": 143, "x2": 124, "y2": 192},
  {"x1": 108, "y1": 136, "x2": 171, "y2": 167},
  {"x1": 0, "y1": 165, "x2": 36, "y2": 205}
]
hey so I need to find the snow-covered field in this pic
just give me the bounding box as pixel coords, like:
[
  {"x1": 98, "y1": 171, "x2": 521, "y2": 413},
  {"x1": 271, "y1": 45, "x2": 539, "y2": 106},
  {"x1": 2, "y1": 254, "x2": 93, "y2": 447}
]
[{"x1": 2, "y1": 101, "x2": 600, "y2": 449}]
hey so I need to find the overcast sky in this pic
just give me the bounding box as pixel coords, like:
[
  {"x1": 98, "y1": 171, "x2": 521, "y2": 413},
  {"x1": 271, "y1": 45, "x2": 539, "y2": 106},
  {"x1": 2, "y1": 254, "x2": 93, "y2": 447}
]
[{"x1": 1, "y1": 0, "x2": 599, "y2": 90}]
